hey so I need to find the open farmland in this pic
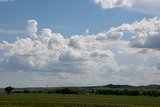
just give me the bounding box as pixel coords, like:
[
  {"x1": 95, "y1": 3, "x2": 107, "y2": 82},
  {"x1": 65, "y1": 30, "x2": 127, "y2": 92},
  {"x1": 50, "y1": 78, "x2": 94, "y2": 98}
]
[{"x1": 0, "y1": 94, "x2": 160, "y2": 107}]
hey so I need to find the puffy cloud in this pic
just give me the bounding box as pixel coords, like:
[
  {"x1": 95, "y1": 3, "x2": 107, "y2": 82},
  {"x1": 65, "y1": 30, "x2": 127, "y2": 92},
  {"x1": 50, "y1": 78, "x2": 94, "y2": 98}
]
[
  {"x1": 26, "y1": 20, "x2": 38, "y2": 38},
  {"x1": 93, "y1": 0, "x2": 160, "y2": 16},
  {"x1": 130, "y1": 33, "x2": 160, "y2": 49},
  {"x1": 59, "y1": 49, "x2": 85, "y2": 62},
  {"x1": 93, "y1": 0, "x2": 133, "y2": 9},
  {"x1": 129, "y1": 17, "x2": 160, "y2": 49},
  {"x1": 1, "y1": 18, "x2": 160, "y2": 87},
  {"x1": 96, "y1": 30, "x2": 123, "y2": 41},
  {"x1": 96, "y1": 17, "x2": 160, "y2": 50},
  {"x1": 0, "y1": 20, "x2": 122, "y2": 74},
  {"x1": 0, "y1": 27, "x2": 68, "y2": 72},
  {"x1": 69, "y1": 35, "x2": 96, "y2": 49}
]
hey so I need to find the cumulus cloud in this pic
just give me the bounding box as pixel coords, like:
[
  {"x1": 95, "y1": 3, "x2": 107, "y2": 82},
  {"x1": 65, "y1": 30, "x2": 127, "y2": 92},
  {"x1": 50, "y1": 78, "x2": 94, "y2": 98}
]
[
  {"x1": 130, "y1": 33, "x2": 160, "y2": 49},
  {"x1": 129, "y1": 17, "x2": 160, "y2": 49},
  {"x1": 93, "y1": 0, "x2": 133, "y2": 9},
  {"x1": 1, "y1": 18, "x2": 160, "y2": 87},
  {"x1": 93, "y1": 0, "x2": 160, "y2": 16},
  {"x1": 0, "y1": 20, "x2": 122, "y2": 74},
  {"x1": 59, "y1": 49, "x2": 85, "y2": 62},
  {"x1": 95, "y1": 17, "x2": 160, "y2": 75},
  {"x1": 26, "y1": 20, "x2": 38, "y2": 38},
  {"x1": 1, "y1": 17, "x2": 159, "y2": 74},
  {"x1": 96, "y1": 17, "x2": 160, "y2": 50},
  {"x1": 96, "y1": 30, "x2": 123, "y2": 40}
]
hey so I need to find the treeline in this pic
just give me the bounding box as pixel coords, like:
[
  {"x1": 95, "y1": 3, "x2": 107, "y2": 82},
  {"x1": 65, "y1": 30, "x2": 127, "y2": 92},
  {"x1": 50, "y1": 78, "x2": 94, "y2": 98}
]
[
  {"x1": 11, "y1": 87, "x2": 160, "y2": 97},
  {"x1": 95, "y1": 88, "x2": 160, "y2": 97},
  {"x1": 12, "y1": 87, "x2": 87, "y2": 94}
]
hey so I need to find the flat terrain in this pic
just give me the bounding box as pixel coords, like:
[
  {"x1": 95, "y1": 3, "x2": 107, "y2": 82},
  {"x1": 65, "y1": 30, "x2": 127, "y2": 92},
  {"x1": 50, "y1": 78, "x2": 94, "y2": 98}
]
[{"x1": 0, "y1": 94, "x2": 160, "y2": 107}]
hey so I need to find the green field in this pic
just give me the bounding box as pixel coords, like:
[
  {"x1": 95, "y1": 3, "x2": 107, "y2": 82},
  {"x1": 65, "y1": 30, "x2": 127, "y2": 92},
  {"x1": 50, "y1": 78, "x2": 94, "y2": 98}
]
[{"x1": 0, "y1": 94, "x2": 160, "y2": 107}]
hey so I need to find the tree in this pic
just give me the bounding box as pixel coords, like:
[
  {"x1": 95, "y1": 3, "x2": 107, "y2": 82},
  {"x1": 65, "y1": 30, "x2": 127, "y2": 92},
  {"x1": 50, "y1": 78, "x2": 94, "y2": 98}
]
[
  {"x1": 23, "y1": 89, "x2": 30, "y2": 93},
  {"x1": 5, "y1": 86, "x2": 13, "y2": 94}
]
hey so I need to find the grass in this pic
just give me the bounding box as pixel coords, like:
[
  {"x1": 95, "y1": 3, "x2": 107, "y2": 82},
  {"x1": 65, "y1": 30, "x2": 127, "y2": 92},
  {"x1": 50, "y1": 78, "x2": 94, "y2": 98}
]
[{"x1": 0, "y1": 94, "x2": 160, "y2": 107}]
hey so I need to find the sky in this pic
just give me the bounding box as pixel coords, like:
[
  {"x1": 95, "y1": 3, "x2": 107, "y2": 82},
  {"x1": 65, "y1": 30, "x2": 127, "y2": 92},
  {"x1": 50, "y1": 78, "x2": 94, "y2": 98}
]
[{"x1": 0, "y1": 0, "x2": 160, "y2": 87}]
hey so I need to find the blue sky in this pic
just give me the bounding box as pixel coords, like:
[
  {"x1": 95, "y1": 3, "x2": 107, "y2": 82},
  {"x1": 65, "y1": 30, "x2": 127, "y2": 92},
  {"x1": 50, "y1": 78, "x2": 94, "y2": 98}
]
[
  {"x1": 0, "y1": 0, "x2": 160, "y2": 87},
  {"x1": 0, "y1": 0, "x2": 151, "y2": 41}
]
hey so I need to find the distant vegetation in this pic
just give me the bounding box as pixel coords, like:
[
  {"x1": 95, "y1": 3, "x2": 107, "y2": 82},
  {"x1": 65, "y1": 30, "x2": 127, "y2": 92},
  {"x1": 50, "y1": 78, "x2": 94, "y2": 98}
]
[
  {"x1": 4, "y1": 86, "x2": 13, "y2": 94},
  {"x1": 2, "y1": 84, "x2": 160, "y2": 97},
  {"x1": 0, "y1": 85, "x2": 160, "y2": 107}
]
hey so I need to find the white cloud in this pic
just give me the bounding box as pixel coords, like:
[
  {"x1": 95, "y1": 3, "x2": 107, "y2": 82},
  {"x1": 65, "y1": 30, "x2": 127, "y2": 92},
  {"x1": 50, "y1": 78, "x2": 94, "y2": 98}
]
[
  {"x1": 26, "y1": 20, "x2": 38, "y2": 38},
  {"x1": 129, "y1": 17, "x2": 160, "y2": 49},
  {"x1": 96, "y1": 17, "x2": 160, "y2": 50},
  {"x1": 96, "y1": 30, "x2": 123, "y2": 40},
  {"x1": 0, "y1": 20, "x2": 122, "y2": 75},
  {"x1": 93, "y1": 0, "x2": 133, "y2": 9},
  {"x1": 130, "y1": 33, "x2": 160, "y2": 49},
  {"x1": 59, "y1": 49, "x2": 85, "y2": 62},
  {"x1": 1, "y1": 18, "x2": 160, "y2": 87},
  {"x1": 93, "y1": 0, "x2": 160, "y2": 16}
]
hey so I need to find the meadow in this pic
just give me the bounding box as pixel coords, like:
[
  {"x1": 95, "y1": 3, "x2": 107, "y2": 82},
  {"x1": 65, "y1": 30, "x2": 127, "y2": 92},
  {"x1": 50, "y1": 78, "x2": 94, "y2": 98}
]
[{"x1": 0, "y1": 94, "x2": 160, "y2": 107}]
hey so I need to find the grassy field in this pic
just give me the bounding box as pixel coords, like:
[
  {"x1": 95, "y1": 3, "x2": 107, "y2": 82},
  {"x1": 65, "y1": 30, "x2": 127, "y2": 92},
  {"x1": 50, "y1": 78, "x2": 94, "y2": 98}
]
[{"x1": 0, "y1": 94, "x2": 160, "y2": 107}]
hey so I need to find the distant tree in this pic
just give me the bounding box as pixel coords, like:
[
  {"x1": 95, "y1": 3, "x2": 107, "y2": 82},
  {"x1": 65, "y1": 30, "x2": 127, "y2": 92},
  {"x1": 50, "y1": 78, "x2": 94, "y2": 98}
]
[
  {"x1": 151, "y1": 90, "x2": 159, "y2": 97},
  {"x1": 23, "y1": 89, "x2": 30, "y2": 93},
  {"x1": 5, "y1": 86, "x2": 13, "y2": 94},
  {"x1": 57, "y1": 88, "x2": 71, "y2": 94}
]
